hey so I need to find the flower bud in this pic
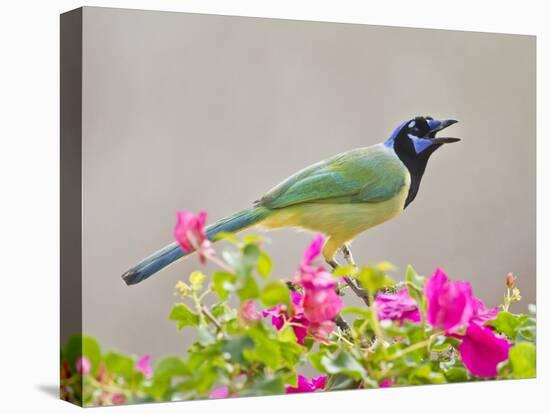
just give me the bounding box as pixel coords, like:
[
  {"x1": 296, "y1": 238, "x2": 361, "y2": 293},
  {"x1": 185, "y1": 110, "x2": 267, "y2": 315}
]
[{"x1": 505, "y1": 272, "x2": 516, "y2": 289}]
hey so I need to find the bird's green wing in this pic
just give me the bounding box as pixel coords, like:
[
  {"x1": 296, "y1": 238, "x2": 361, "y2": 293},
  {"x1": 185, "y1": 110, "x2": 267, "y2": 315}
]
[{"x1": 256, "y1": 145, "x2": 408, "y2": 209}]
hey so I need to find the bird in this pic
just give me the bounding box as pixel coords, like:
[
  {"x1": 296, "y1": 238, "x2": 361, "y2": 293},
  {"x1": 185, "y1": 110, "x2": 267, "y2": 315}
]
[{"x1": 122, "y1": 116, "x2": 460, "y2": 286}]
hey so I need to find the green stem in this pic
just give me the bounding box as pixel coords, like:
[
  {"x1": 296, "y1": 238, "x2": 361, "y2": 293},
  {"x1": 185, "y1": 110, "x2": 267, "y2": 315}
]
[{"x1": 387, "y1": 332, "x2": 441, "y2": 361}]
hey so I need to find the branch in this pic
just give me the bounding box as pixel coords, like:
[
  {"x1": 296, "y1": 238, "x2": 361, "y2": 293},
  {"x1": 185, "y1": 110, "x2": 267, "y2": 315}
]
[
  {"x1": 343, "y1": 277, "x2": 371, "y2": 306},
  {"x1": 201, "y1": 304, "x2": 223, "y2": 333},
  {"x1": 328, "y1": 259, "x2": 371, "y2": 306}
]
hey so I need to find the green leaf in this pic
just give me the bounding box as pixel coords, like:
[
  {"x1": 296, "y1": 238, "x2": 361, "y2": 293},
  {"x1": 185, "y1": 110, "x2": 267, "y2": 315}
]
[
  {"x1": 278, "y1": 325, "x2": 297, "y2": 343},
  {"x1": 189, "y1": 271, "x2": 206, "y2": 290},
  {"x1": 278, "y1": 341, "x2": 304, "y2": 368},
  {"x1": 222, "y1": 250, "x2": 244, "y2": 273},
  {"x1": 260, "y1": 280, "x2": 290, "y2": 308},
  {"x1": 326, "y1": 373, "x2": 357, "y2": 390},
  {"x1": 256, "y1": 251, "x2": 273, "y2": 278},
  {"x1": 408, "y1": 364, "x2": 446, "y2": 384},
  {"x1": 154, "y1": 356, "x2": 190, "y2": 380},
  {"x1": 82, "y1": 336, "x2": 101, "y2": 375},
  {"x1": 237, "y1": 276, "x2": 260, "y2": 301},
  {"x1": 197, "y1": 324, "x2": 216, "y2": 346},
  {"x1": 356, "y1": 265, "x2": 394, "y2": 293},
  {"x1": 430, "y1": 335, "x2": 452, "y2": 352},
  {"x1": 321, "y1": 351, "x2": 367, "y2": 380},
  {"x1": 443, "y1": 367, "x2": 468, "y2": 383},
  {"x1": 516, "y1": 317, "x2": 537, "y2": 342},
  {"x1": 169, "y1": 303, "x2": 199, "y2": 330},
  {"x1": 63, "y1": 335, "x2": 102, "y2": 376},
  {"x1": 242, "y1": 377, "x2": 284, "y2": 396},
  {"x1": 308, "y1": 351, "x2": 328, "y2": 374},
  {"x1": 212, "y1": 271, "x2": 236, "y2": 300},
  {"x1": 104, "y1": 352, "x2": 135, "y2": 379},
  {"x1": 341, "y1": 306, "x2": 371, "y2": 318},
  {"x1": 333, "y1": 265, "x2": 357, "y2": 277},
  {"x1": 488, "y1": 312, "x2": 528, "y2": 340},
  {"x1": 213, "y1": 232, "x2": 239, "y2": 243},
  {"x1": 281, "y1": 371, "x2": 298, "y2": 387},
  {"x1": 149, "y1": 357, "x2": 190, "y2": 401},
  {"x1": 243, "y1": 234, "x2": 267, "y2": 245},
  {"x1": 243, "y1": 325, "x2": 282, "y2": 369},
  {"x1": 221, "y1": 336, "x2": 255, "y2": 365},
  {"x1": 509, "y1": 342, "x2": 536, "y2": 378},
  {"x1": 242, "y1": 243, "x2": 261, "y2": 273},
  {"x1": 405, "y1": 265, "x2": 425, "y2": 304}
]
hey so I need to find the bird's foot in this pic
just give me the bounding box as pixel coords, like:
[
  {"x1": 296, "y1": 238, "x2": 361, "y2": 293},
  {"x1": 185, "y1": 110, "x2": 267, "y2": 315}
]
[
  {"x1": 326, "y1": 257, "x2": 370, "y2": 307},
  {"x1": 341, "y1": 244, "x2": 357, "y2": 267}
]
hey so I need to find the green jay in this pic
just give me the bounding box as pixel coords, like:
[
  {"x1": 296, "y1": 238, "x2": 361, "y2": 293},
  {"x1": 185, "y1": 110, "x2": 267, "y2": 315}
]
[{"x1": 122, "y1": 116, "x2": 459, "y2": 285}]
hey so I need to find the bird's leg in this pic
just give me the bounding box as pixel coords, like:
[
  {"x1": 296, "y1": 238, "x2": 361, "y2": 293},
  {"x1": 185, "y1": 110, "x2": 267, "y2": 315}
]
[
  {"x1": 341, "y1": 244, "x2": 356, "y2": 267},
  {"x1": 327, "y1": 256, "x2": 370, "y2": 307}
]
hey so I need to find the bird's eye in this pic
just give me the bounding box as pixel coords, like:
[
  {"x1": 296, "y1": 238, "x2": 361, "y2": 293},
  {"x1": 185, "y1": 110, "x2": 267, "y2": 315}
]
[{"x1": 410, "y1": 127, "x2": 420, "y2": 135}]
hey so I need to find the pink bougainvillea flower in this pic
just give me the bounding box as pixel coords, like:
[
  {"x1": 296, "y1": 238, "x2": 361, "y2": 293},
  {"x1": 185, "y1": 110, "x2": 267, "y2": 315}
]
[
  {"x1": 301, "y1": 233, "x2": 324, "y2": 269},
  {"x1": 308, "y1": 320, "x2": 337, "y2": 343},
  {"x1": 262, "y1": 291, "x2": 310, "y2": 344},
  {"x1": 302, "y1": 286, "x2": 343, "y2": 324},
  {"x1": 379, "y1": 378, "x2": 394, "y2": 388},
  {"x1": 75, "y1": 356, "x2": 91, "y2": 375},
  {"x1": 470, "y1": 296, "x2": 499, "y2": 325},
  {"x1": 240, "y1": 299, "x2": 262, "y2": 325},
  {"x1": 136, "y1": 354, "x2": 153, "y2": 378},
  {"x1": 173, "y1": 210, "x2": 213, "y2": 264},
  {"x1": 263, "y1": 236, "x2": 343, "y2": 343},
  {"x1": 375, "y1": 288, "x2": 421, "y2": 324},
  {"x1": 209, "y1": 386, "x2": 230, "y2": 399},
  {"x1": 110, "y1": 393, "x2": 127, "y2": 405},
  {"x1": 296, "y1": 234, "x2": 334, "y2": 290},
  {"x1": 424, "y1": 268, "x2": 474, "y2": 333},
  {"x1": 285, "y1": 375, "x2": 327, "y2": 394},
  {"x1": 262, "y1": 304, "x2": 286, "y2": 330},
  {"x1": 296, "y1": 235, "x2": 343, "y2": 321},
  {"x1": 458, "y1": 323, "x2": 512, "y2": 378}
]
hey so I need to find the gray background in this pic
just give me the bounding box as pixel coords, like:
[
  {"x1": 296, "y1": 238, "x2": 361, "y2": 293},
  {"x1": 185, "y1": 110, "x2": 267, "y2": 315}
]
[{"x1": 81, "y1": 7, "x2": 535, "y2": 359}]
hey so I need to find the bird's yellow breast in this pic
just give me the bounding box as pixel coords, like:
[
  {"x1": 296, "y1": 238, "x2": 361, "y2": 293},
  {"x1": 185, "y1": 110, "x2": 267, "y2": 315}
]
[{"x1": 259, "y1": 170, "x2": 411, "y2": 257}]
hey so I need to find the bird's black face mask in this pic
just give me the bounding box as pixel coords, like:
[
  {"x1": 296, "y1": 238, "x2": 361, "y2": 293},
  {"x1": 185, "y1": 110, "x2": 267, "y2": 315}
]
[{"x1": 386, "y1": 116, "x2": 460, "y2": 207}]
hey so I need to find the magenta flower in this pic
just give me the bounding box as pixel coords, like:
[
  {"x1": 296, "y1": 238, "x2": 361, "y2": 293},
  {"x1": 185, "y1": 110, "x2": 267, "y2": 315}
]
[
  {"x1": 375, "y1": 288, "x2": 421, "y2": 324},
  {"x1": 285, "y1": 375, "x2": 327, "y2": 394},
  {"x1": 470, "y1": 296, "x2": 499, "y2": 325},
  {"x1": 308, "y1": 320, "x2": 337, "y2": 343},
  {"x1": 110, "y1": 393, "x2": 127, "y2": 405},
  {"x1": 136, "y1": 354, "x2": 153, "y2": 378},
  {"x1": 424, "y1": 268, "x2": 474, "y2": 333},
  {"x1": 240, "y1": 300, "x2": 262, "y2": 325},
  {"x1": 379, "y1": 378, "x2": 394, "y2": 388},
  {"x1": 294, "y1": 234, "x2": 343, "y2": 327},
  {"x1": 263, "y1": 236, "x2": 343, "y2": 343},
  {"x1": 301, "y1": 233, "x2": 324, "y2": 269},
  {"x1": 302, "y1": 286, "x2": 343, "y2": 324},
  {"x1": 209, "y1": 385, "x2": 230, "y2": 399},
  {"x1": 173, "y1": 210, "x2": 213, "y2": 264},
  {"x1": 75, "y1": 356, "x2": 91, "y2": 375},
  {"x1": 458, "y1": 323, "x2": 512, "y2": 378},
  {"x1": 263, "y1": 291, "x2": 310, "y2": 344}
]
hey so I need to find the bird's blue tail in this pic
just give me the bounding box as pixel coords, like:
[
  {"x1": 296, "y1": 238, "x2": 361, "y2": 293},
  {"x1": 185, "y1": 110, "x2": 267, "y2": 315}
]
[{"x1": 121, "y1": 207, "x2": 270, "y2": 286}]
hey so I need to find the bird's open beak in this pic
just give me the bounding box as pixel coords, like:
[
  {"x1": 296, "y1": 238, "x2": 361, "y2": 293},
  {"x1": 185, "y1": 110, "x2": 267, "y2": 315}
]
[{"x1": 428, "y1": 119, "x2": 460, "y2": 144}]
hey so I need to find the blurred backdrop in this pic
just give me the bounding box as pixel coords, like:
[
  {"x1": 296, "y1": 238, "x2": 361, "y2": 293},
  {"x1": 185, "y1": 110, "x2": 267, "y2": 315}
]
[{"x1": 79, "y1": 7, "x2": 535, "y2": 360}]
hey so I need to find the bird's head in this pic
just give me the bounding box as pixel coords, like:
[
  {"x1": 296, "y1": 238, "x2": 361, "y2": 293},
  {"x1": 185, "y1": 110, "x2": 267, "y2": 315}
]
[
  {"x1": 384, "y1": 116, "x2": 460, "y2": 161},
  {"x1": 385, "y1": 116, "x2": 460, "y2": 208}
]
